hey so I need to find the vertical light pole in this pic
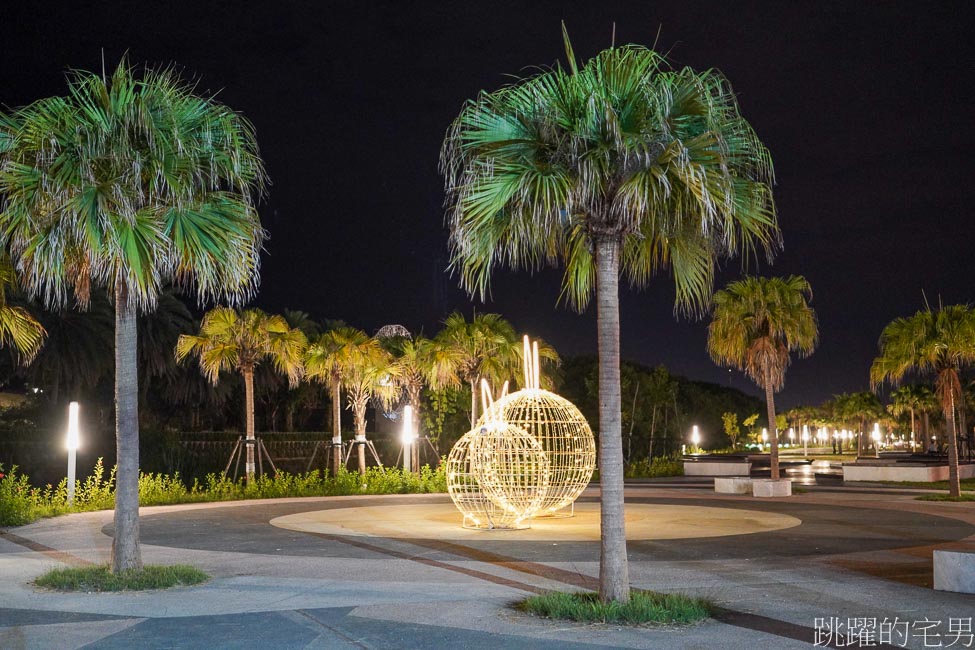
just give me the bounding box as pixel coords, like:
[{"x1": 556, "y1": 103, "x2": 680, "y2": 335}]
[
  {"x1": 402, "y1": 405, "x2": 415, "y2": 473},
  {"x1": 690, "y1": 425, "x2": 701, "y2": 452},
  {"x1": 872, "y1": 422, "x2": 881, "y2": 458},
  {"x1": 66, "y1": 402, "x2": 80, "y2": 505},
  {"x1": 761, "y1": 428, "x2": 769, "y2": 449}
]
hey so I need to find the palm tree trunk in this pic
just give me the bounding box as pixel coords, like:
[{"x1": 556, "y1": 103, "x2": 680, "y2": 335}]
[
  {"x1": 594, "y1": 237, "x2": 629, "y2": 604},
  {"x1": 112, "y1": 286, "x2": 142, "y2": 573},
  {"x1": 764, "y1": 369, "x2": 779, "y2": 480},
  {"x1": 946, "y1": 391, "x2": 961, "y2": 498},
  {"x1": 470, "y1": 379, "x2": 477, "y2": 427},
  {"x1": 243, "y1": 368, "x2": 256, "y2": 482},
  {"x1": 355, "y1": 404, "x2": 367, "y2": 475},
  {"x1": 331, "y1": 378, "x2": 342, "y2": 477},
  {"x1": 910, "y1": 407, "x2": 916, "y2": 451}
]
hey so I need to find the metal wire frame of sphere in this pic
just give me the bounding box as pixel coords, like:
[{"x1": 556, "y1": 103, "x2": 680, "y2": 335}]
[
  {"x1": 445, "y1": 422, "x2": 549, "y2": 530},
  {"x1": 482, "y1": 388, "x2": 596, "y2": 517}
]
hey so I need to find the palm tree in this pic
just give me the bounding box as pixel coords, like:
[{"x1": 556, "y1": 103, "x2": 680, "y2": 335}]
[
  {"x1": 708, "y1": 276, "x2": 818, "y2": 480},
  {"x1": 306, "y1": 327, "x2": 377, "y2": 475},
  {"x1": 343, "y1": 339, "x2": 400, "y2": 474},
  {"x1": 389, "y1": 336, "x2": 462, "y2": 442},
  {"x1": 0, "y1": 254, "x2": 46, "y2": 362},
  {"x1": 839, "y1": 391, "x2": 884, "y2": 456},
  {"x1": 0, "y1": 61, "x2": 266, "y2": 571},
  {"x1": 176, "y1": 307, "x2": 306, "y2": 481},
  {"x1": 888, "y1": 384, "x2": 934, "y2": 450},
  {"x1": 871, "y1": 305, "x2": 975, "y2": 497},
  {"x1": 436, "y1": 312, "x2": 521, "y2": 425},
  {"x1": 440, "y1": 31, "x2": 778, "y2": 602}
]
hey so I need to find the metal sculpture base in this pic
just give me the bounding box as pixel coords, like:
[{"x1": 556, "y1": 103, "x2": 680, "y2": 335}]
[
  {"x1": 462, "y1": 513, "x2": 530, "y2": 531},
  {"x1": 224, "y1": 436, "x2": 277, "y2": 480}
]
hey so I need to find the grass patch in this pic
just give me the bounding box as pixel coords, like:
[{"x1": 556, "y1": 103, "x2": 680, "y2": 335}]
[
  {"x1": 515, "y1": 589, "x2": 710, "y2": 625},
  {"x1": 916, "y1": 493, "x2": 975, "y2": 502},
  {"x1": 35, "y1": 564, "x2": 209, "y2": 591},
  {"x1": 877, "y1": 478, "x2": 975, "y2": 491}
]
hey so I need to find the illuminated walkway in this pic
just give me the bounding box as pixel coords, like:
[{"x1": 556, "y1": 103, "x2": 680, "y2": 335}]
[{"x1": 1, "y1": 484, "x2": 973, "y2": 648}]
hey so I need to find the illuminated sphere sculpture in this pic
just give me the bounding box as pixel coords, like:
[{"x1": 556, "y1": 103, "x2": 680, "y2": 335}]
[
  {"x1": 485, "y1": 387, "x2": 595, "y2": 517},
  {"x1": 445, "y1": 337, "x2": 596, "y2": 529},
  {"x1": 446, "y1": 419, "x2": 549, "y2": 529}
]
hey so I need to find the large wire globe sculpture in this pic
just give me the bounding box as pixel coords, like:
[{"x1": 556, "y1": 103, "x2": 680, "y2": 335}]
[
  {"x1": 444, "y1": 338, "x2": 596, "y2": 530},
  {"x1": 445, "y1": 420, "x2": 549, "y2": 530},
  {"x1": 486, "y1": 387, "x2": 595, "y2": 517}
]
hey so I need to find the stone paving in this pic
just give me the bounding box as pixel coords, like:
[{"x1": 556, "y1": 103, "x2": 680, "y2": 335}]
[{"x1": 1, "y1": 483, "x2": 973, "y2": 649}]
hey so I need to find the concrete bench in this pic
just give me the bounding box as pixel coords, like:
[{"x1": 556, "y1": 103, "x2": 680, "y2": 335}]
[
  {"x1": 715, "y1": 477, "x2": 753, "y2": 494},
  {"x1": 684, "y1": 460, "x2": 752, "y2": 476},
  {"x1": 934, "y1": 549, "x2": 975, "y2": 594}
]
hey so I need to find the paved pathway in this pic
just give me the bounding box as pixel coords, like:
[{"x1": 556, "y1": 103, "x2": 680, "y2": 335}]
[{"x1": 1, "y1": 484, "x2": 973, "y2": 648}]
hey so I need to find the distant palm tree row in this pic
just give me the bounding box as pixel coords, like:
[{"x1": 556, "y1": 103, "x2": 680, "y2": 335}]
[{"x1": 175, "y1": 308, "x2": 558, "y2": 479}]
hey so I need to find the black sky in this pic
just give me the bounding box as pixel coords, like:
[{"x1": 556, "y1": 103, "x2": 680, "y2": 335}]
[{"x1": 3, "y1": 1, "x2": 974, "y2": 407}]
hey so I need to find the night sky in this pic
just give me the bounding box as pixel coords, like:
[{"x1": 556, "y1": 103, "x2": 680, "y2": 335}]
[{"x1": 3, "y1": 1, "x2": 974, "y2": 407}]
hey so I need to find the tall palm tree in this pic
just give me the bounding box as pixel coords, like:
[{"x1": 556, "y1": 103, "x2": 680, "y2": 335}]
[
  {"x1": 176, "y1": 307, "x2": 306, "y2": 481},
  {"x1": 708, "y1": 276, "x2": 818, "y2": 480},
  {"x1": 871, "y1": 305, "x2": 975, "y2": 497},
  {"x1": 0, "y1": 254, "x2": 46, "y2": 362},
  {"x1": 888, "y1": 384, "x2": 934, "y2": 450},
  {"x1": 440, "y1": 31, "x2": 778, "y2": 602},
  {"x1": 0, "y1": 61, "x2": 266, "y2": 571}
]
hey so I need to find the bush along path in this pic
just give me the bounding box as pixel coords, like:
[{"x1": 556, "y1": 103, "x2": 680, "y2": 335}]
[{"x1": 0, "y1": 459, "x2": 448, "y2": 527}]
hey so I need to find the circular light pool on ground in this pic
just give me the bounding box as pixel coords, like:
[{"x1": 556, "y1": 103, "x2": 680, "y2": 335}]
[{"x1": 270, "y1": 503, "x2": 801, "y2": 542}]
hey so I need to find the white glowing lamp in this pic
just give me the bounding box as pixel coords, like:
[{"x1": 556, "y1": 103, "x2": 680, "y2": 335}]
[
  {"x1": 401, "y1": 405, "x2": 415, "y2": 472},
  {"x1": 401, "y1": 405, "x2": 416, "y2": 445},
  {"x1": 761, "y1": 428, "x2": 768, "y2": 444},
  {"x1": 788, "y1": 428, "x2": 795, "y2": 441},
  {"x1": 871, "y1": 422, "x2": 881, "y2": 442},
  {"x1": 66, "y1": 402, "x2": 80, "y2": 450},
  {"x1": 690, "y1": 425, "x2": 701, "y2": 447},
  {"x1": 66, "y1": 402, "x2": 80, "y2": 505}
]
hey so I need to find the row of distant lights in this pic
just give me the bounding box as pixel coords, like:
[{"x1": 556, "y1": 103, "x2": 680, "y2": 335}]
[{"x1": 691, "y1": 422, "x2": 926, "y2": 446}]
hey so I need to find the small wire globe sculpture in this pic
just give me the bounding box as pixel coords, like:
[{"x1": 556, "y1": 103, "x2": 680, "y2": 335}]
[
  {"x1": 446, "y1": 417, "x2": 550, "y2": 530},
  {"x1": 445, "y1": 338, "x2": 596, "y2": 529}
]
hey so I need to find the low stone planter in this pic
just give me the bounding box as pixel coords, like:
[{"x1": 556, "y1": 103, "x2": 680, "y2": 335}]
[
  {"x1": 843, "y1": 462, "x2": 975, "y2": 483},
  {"x1": 934, "y1": 549, "x2": 975, "y2": 594},
  {"x1": 714, "y1": 477, "x2": 753, "y2": 494},
  {"x1": 752, "y1": 478, "x2": 792, "y2": 498},
  {"x1": 683, "y1": 460, "x2": 752, "y2": 476}
]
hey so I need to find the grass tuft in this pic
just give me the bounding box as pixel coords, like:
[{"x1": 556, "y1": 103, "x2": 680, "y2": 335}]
[
  {"x1": 515, "y1": 589, "x2": 710, "y2": 625},
  {"x1": 916, "y1": 493, "x2": 975, "y2": 502},
  {"x1": 35, "y1": 564, "x2": 209, "y2": 591}
]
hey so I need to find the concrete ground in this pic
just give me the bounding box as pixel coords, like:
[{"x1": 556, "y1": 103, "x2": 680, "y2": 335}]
[{"x1": 1, "y1": 482, "x2": 973, "y2": 649}]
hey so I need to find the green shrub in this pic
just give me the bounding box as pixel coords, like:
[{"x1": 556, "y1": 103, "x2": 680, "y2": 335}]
[
  {"x1": 624, "y1": 456, "x2": 685, "y2": 479},
  {"x1": 1, "y1": 460, "x2": 448, "y2": 527}
]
